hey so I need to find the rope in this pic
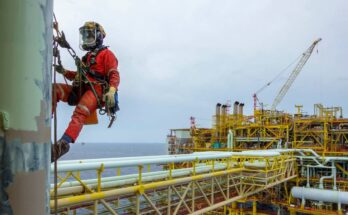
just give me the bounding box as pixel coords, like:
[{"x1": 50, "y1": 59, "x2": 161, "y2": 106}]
[{"x1": 53, "y1": 13, "x2": 59, "y2": 215}]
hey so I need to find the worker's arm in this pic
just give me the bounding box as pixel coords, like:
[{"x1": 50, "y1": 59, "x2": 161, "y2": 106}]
[
  {"x1": 63, "y1": 70, "x2": 77, "y2": 81},
  {"x1": 104, "y1": 50, "x2": 120, "y2": 90},
  {"x1": 54, "y1": 64, "x2": 77, "y2": 81}
]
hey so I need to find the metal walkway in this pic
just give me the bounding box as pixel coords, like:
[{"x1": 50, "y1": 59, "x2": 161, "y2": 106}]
[{"x1": 50, "y1": 150, "x2": 297, "y2": 214}]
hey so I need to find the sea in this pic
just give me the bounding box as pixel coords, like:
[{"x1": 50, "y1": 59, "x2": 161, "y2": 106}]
[
  {"x1": 53, "y1": 142, "x2": 168, "y2": 180},
  {"x1": 61, "y1": 142, "x2": 168, "y2": 161}
]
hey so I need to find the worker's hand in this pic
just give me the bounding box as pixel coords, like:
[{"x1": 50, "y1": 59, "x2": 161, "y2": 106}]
[
  {"x1": 104, "y1": 87, "x2": 116, "y2": 108},
  {"x1": 53, "y1": 64, "x2": 66, "y2": 75}
]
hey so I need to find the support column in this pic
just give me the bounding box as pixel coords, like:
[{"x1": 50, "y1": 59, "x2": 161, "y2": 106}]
[
  {"x1": 252, "y1": 201, "x2": 257, "y2": 215},
  {"x1": 289, "y1": 209, "x2": 296, "y2": 215},
  {"x1": 0, "y1": 0, "x2": 52, "y2": 214},
  {"x1": 231, "y1": 202, "x2": 237, "y2": 215}
]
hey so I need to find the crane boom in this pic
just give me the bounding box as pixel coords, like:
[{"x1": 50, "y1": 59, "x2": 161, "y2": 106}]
[{"x1": 271, "y1": 38, "x2": 322, "y2": 110}]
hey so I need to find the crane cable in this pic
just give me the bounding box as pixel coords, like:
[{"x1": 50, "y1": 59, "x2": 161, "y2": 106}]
[{"x1": 255, "y1": 54, "x2": 302, "y2": 95}]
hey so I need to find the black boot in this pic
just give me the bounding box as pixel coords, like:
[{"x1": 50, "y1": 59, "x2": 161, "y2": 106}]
[{"x1": 51, "y1": 139, "x2": 70, "y2": 163}]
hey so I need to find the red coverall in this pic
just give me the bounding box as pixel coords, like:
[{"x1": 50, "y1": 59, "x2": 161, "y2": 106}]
[{"x1": 53, "y1": 48, "x2": 120, "y2": 142}]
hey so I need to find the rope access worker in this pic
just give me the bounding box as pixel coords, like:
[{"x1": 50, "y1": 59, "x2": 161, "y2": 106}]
[{"x1": 51, "y1": 22, "x2": 120, "y2": 162}]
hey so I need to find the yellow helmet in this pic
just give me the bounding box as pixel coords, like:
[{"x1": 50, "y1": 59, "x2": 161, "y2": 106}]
[
  {"x1": 79, "y1": 21, "x2": 106, "y2": 50},
  {"x1": 82, "y1": 21, "x2": 106, "y2": 38}
]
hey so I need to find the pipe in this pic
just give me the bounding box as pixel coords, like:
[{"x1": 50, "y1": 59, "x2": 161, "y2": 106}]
[
  {"x1": 191, "y1": 176, "x2": 297, "y2": 215},
  {"x1": 238, "y1": 150, "x2": 280, "y2": 157},
  {"x1": 303, "y1": 164, "x2": 334, "y2": 186},
  {"x1": 221, "y1": 105, "x2": 226, "y2": 129},
  {"x1": 53, "y1": 150, "x2": 281, "y2": 173},
  {"x1": 54, "y1": 153, "x2": 235, "y2": 173},
  {"x1": 338, "y1": 123, "x2": 348, "y2": 129},
  {"x1": 58, "y1": 152, "x2": 218, "y2": 165},
  {"x1": 227, "y1": 129, "x2": 234, "y2": 150},
  {"x1": 291, "y1": 187, "x2": 348, "y2": 204},
  {"x1": 53, "y1": 162, "x2": 225, "y2": 189},
  {"x1": 233, "y1": 101, "x2": 239, "y2": 115},
  {"x1": 216, "y1": 103, "x2": 221, "y2": 119},
  {"x1": 319, "y1": 162, "x2": 337, "y2": 190},
  {"x1": 0, "y1": 1, "x2": 52, "y2": 214},
  {"x1": 276, "y1": 139, "x2": 282, "y2": 149},
  {"x1": 216, "y1": 103, "x2": 221, "y2": 139},
  {"x1": 221, "y1": 105, "x2": 226, "y2": 116},
  {"x1": 51, "y1": 168, "x2": 245, "y2": 208},
  {"x1": 306, "y1": 165, "x2": 310, "y2": 187},
  {"x1": 53, "y1": 164, "x2": 229, "y2": 196}
]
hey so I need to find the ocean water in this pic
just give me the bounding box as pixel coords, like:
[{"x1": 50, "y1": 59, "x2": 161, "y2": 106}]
[
  {"x1": 53, "y1": 142, "x2": 168, "y2": 180},
  {"x1": 61, "y1": 142, "x2": 168, "y2": 160}
]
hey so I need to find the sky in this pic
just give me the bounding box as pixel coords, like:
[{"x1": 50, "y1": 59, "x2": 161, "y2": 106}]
[{"x1": 53, "y1": 0, "x2": 348, "y2": 143}]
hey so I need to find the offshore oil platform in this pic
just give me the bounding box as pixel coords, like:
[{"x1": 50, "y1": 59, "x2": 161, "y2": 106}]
[
  {"x1": 166, "y1": 39, "x2": 348, "y2": 214},
  {"x1": 43, "y1": 41, "x2": 347, "y2": 214},
  {"x1": 45, "y1": 95, "x2": 348, "y2": 214},
  {"x1": 167, "y1": 102, "x2": 348, "y2": 214},
  {"x1": 1, "y1": 1, "x2": 347, "y2": 214}
]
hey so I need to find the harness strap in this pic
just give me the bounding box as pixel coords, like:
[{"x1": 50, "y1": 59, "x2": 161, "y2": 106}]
[
  {"x1": 87, "y1": 70, "x2": 106, "y2": 82},
  {"x1": 82, "y1": 45, "x2": 108, "y2": 66},
  {"x1": 82, "y1": 46, "x2": 109, "y2": 83}
]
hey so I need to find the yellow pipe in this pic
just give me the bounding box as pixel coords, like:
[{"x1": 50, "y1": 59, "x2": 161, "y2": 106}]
[
  {"x1": 147, "y1": 164, "x2": 151, "y2": 172},
  {"x1": 50, "y1": 172, "x2": 72, "y2": 195},
  {"x1": 138, "y1": 165, "x2": 143, "y2": 185},
  {"x1": 97, "y1": 164, "x2": 104, "y2": 192},
  {"x1": 169, "y1": 163, "x2": 174, "y2": 179}
]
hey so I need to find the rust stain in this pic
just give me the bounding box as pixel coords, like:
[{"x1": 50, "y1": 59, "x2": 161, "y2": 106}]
[{"x1": 6, "y1": 101, "x2": 50, "y2": 143}]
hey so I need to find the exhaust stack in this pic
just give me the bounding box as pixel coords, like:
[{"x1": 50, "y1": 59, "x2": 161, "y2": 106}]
[
  {"x1": 233, "y1": 101, "x2": 239, "y2": 115},
  {"x1": 239, "y1": 103, "x2": 244, "y2": 116}
]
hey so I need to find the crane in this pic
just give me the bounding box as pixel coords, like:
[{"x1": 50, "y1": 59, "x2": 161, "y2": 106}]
[
  {"x1": 253, "y1": 38, "x2": 321, "y2": 111},
  {"x1": 271, "y1": 38, "x2": 321, "y2": 110}
]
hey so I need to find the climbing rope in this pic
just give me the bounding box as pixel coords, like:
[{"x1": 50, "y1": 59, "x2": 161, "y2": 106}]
[{"x1": 52, "y1": 13, "x2": 59, "y2": 215}]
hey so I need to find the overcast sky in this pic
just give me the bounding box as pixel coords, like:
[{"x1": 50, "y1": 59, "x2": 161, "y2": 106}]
[{"x1": 53, "y1": 0, "x2": 348, "y2": 143}]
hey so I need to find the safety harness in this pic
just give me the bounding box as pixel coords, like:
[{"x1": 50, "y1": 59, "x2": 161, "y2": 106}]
[
  {"x1": 53, "y1": 20, "x2": 119, "y2": 128},
  {"x1": 82, "y1": 45, "x2": 108, "y2": 81}
]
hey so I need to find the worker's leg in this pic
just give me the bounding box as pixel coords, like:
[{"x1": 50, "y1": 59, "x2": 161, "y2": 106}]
[
  {"x1": 52, "y1": 83, "x2": 73, "y2": 114},
  {"x1": 51, "y1": 84, "x2": 75, "y2": 162},
  {"x1": 64, "y1": 89, "x2": 99, "y2": 142}
]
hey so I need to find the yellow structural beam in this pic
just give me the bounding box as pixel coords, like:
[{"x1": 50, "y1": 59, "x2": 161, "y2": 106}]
[{"x1": 51, "y1": 168, "x2": 244, "y2": 209}]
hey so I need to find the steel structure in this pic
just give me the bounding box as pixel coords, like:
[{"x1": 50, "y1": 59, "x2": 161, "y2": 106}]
[
  {"x1": 47, "y1": 39, "x2": 345, "y2": 214},
  {"x1": 169, "y1": 102, "x2": 348, "y2": 214},
  {"x1": 50, "y1": 150, "x2": 297, "y2": 214}
]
